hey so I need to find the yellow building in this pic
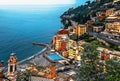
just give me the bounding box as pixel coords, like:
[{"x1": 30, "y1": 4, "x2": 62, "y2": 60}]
[
  {"x1": 55, "y1": 40, "x2": 62, "y2": 51},
  {"x1": 106, "y1": 8, "x2": 115, "y2": 16},
  {"x1": 68, "y1": 47, "x2": 81, "y2": 60},
  {"x1": 68, "y1": 47, "x2": 76, "y2": 58},
  {"x1": 74, "y1": 24, "x2": 86, "y2": 36},
  {"x1": 105, "y1": 22, "x2": 120, "y2": 34},
  {"x1": 114, "y1": 0, "x2": 120, "y2": 2}
]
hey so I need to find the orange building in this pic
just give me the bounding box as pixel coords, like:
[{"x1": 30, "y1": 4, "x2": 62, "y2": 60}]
[
  {"x1": 75, "y1": 25, "x2": 86, "y2": 36},
  {"x1": 0, "y1": 61, "x2": 4, "y2": 81},
  {"x1": 55, "y1": 40, "x2": 67, "y2": 51},
  {"x1": 7, "y1": 53, "x2": 18, "y2": 81},
  {"x1": 61, "y1": 41, "x2": 67, "y2": 51},
  {"x1": 46, "y1": 65, "x2": 56, "y2": 79},
  {"x1": 58, "y1": 29, "x2": 69, "y2": 35},
  {"x1": 106, "y1": 8, "x2": 115, "y2": 16},
  {"x1": 52, "y1": 35, "x2": 61, "y2": 45}
]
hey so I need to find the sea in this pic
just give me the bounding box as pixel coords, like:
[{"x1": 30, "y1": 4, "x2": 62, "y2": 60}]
[{"x1": 0, "y1": 1, "x2": 87, "y2": 65}]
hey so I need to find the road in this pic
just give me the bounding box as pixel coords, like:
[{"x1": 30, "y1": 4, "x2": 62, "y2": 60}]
[{"x1": 88, "y1": 32, "x2": 120, "y2": 46}]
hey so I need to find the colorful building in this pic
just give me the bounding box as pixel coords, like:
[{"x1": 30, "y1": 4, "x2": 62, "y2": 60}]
[
  {"x1": 27, "y1": 64, "x2": 56, "y2": 79},
  {"x1": 68, "y1": 47, "x2": 81, "y2": 60},
  {"x1": 114, "y1": 0, "x2": 120, "y2": 2},
  {"x1": 53, "y1": 35, "x2": 68, "y2": 51},
  {"x1": 46, "y1": 65, "x2": 56, "y2": 79},
  {"x1": 106, "y1": 16, "x2": 120, "y2": 22},
  {"x1": 105, "y1": 8, "x2": 115, "y2": 16},
  {"x1": 93, "y1": 26, "x2": 103, "y2": 33},
  {"x1": 61, "y1": 41, "x2": 67, "y2": 51},
  {"x1": 74, "y1": 25, "x2": 86, "y2": 36},
  {"x1": 52, "y1": 35, "x2": 61, "y2": 45},
  {"x1": 7, "y1": 53, "x2": 18, "y2": 81},
  {"x1": 105, "y1": 22, "x2": 120, "y2": 34},
  {"x1": 58, "y1": 29, "x2": 69, "y2": 35},
  {"x1": 55, "y1": 40, "x2": 62, "y2": 51},
  {"x1": 0, "y1": 61, "x2": 4, "y2": 81}
]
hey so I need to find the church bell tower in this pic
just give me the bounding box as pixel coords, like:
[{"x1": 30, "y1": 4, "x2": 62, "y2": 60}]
[{"x1": 7, "y1": 53, "x2": 18, "y2": 81}]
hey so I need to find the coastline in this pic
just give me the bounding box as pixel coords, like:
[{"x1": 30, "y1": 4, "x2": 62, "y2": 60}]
[{"x1": 18, "y1": 47, "x2": 47, "y2": 65}]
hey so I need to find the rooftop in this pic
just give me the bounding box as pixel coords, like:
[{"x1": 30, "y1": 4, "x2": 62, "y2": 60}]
[{"x1": 31, "y1": 76, "x2": 54, "y2": 81}]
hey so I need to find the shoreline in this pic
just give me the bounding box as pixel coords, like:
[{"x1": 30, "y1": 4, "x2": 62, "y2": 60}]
[{"x1": 18, "y1": 47, "x2": 47, "y2": 65}]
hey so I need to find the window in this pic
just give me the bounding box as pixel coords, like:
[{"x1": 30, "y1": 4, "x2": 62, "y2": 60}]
[{"x1": 10, "y1": 65, "x2": 13, "y2": 72}]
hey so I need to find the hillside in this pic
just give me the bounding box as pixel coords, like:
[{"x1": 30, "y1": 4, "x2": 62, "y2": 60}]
[{"x1": 60, "y1": 0, "x2": 120, "y2": 27}]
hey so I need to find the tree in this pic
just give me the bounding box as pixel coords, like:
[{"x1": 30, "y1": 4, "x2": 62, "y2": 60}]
[
  {"x1": 77, "y1": 43, "x2": 120, "y2": 81},
  {"x1": 105, "y1": 57, "x2": 120, "y2": 81},
  {"x1": 78, "y1": 43, "x2": 102, "y2": 81}
]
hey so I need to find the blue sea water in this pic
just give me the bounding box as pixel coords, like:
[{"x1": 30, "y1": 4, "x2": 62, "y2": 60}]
[{"x1": 0, "y1": 1, "x2": 87, "y2": 65}]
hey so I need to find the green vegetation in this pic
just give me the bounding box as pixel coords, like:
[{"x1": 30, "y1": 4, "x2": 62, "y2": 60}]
[
  {"x1": 109, "y1": 43, "x2": 120, "y2": 51},
  {"x1": 16, "y1": 70, "x2": 30, "y2": 81},
  {"x1": 61, "y1": 0, "x2": 117, "y2": 26},
  {"x1": 78, "y1": 43, "x2": 104, "y2": 81},
  {"x1": 105, "y1": 57, "x2": 120, "y2": 81},
  {"x1": 79, "y1": 34, "x2": 120, "y2": 51},
  {"x1": 78, "y1": 43, "x2": 120, "y2": 81}
]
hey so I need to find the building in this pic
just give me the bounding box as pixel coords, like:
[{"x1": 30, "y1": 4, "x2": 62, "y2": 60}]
[
  {"x1": 74, "y1": 25, "x2": 86, "y2": 36},
  {"x1": 7, "y1": 53, "x2": 18, "y2": 81},
  {"x1": 105, "y1": 22, "x2": 120, "y2": 34},
  {"x1": 58, "y1": 29, "x2": 69, "y2": 35},
  {"x1": 55, "y1": 40, "x2": 62, "y2": 51},
  {"x1": 53, "y1": 35, "x2": 68, "y2": 51},
  {"x1": 85, "y1": 20, "x2": 94, "y2": 28},
  {"x1": 106, "y1": 16, "x2": 120, "y2": 22},
  {"x1": 114, "y1": 0, "x2": 120, "y2": 3},
  {"x1": 105, "y1": 8, "x2": 115, "y2": 16},
  {"x1": 46, "y1": 65, "x2": 56, "y2": 79},
  {"x1": 94, "y1": 0, "x2": 101, "y2": 3},
  {"x1": 55, "y1": 40, "x2": 67, "y2": 51},
  {"x1": 31, "y1": 76, "x2": 55, "y2": 81},
  {"x1": 61, "y1": 41, "x2": 67, "y2": 51},
  {"x1": 52, "y1": 35, "x2": 68, "y2": 45},
  {"x1": 68, "y1": 47, "x2": 81, "y2": 60},
  {"x1": 27, "y1": 64, "x2": 56, "y2": 79},
  {"x1": 0, "y1": 61, "x2": 4, "y2": 81},
  {"x1": 93, "y1": 26, "x2": 103, "y2": 32},
  {"x1": 52, "y1": 35, "x2": 61, "y2": 45},
  {"x1": 62, "y1": 51, "x2": 69, "y2": 58}
]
